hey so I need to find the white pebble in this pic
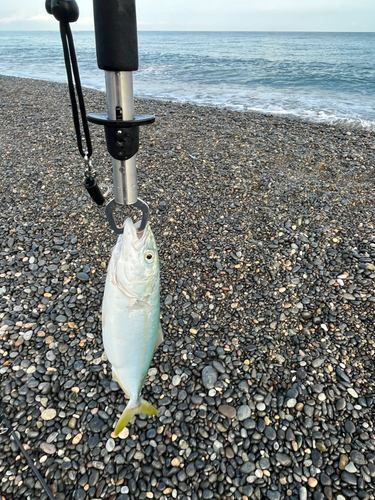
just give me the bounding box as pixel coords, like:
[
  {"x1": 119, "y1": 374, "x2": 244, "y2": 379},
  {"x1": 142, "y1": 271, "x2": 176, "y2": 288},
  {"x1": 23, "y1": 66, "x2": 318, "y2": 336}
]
[
  {"x1": 345, "y1": 462, "x2": 358, "y2": 473},
  {"x1": 23, "y1": 330, "x2": 33, "y2": 341},
  {"x1": 347, "y1": 388, "x2": 358, "y2": 398},
  {"x1": 299, "y1": 486, "x2": 307, "y2": 500},
  {"x1": 41, "y1": 409, "x2": 56, "y2": 421},
  {"x1": 118, "y1": 427, "x2": 129, "y2": 439},
  {"x1": 106, "y1": 438, "x2": 115, "y2": 452}
]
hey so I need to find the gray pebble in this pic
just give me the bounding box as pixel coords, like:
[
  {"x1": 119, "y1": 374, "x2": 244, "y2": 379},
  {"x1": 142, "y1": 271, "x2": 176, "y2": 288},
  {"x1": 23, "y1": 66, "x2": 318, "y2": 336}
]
[{"x1": 202, "y1": 365, "x2": 218, "y2": 389}]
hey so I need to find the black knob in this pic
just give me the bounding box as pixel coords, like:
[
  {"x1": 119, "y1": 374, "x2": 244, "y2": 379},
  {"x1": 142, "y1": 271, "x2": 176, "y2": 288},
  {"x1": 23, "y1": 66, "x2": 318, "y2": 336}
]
[
  {"x1": 45, "y1": 0, "x2": 53, "y2": 15},
  {"x1": 51, "y1": 0, "x2": 79, "y2": 23}
]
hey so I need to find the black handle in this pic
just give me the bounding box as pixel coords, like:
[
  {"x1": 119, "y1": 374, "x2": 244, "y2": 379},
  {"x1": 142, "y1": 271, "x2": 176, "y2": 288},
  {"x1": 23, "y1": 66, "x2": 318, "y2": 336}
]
[{"x1": 93, "y1": 0, "x2": 139, "y2": 72}]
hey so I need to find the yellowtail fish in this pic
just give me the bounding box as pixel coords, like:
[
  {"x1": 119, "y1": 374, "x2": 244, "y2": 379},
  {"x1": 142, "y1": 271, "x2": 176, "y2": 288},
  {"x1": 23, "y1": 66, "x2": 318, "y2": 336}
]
[{"x1": 102, "y1": 217, "x2": 162, "y2": 436}]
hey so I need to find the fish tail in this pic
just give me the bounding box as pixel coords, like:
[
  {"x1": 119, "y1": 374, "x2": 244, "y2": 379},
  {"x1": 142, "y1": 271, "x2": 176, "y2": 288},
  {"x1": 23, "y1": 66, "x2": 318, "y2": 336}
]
[{"x1": 114, "y1": 398, "x2": 158, "y2": 437}]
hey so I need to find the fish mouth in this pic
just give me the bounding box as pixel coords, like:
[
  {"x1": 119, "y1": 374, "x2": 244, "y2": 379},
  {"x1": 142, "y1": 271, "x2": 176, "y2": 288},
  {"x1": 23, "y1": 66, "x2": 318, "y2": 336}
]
[{"x1": 123, "y1": 218, "x2": 149, "y2": 250}]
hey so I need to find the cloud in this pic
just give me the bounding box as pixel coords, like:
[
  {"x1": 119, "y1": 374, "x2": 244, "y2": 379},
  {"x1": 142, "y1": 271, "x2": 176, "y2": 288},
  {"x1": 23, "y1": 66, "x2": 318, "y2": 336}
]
[
  {"x1": 28, "y1": 13, "x2": 52, "y2": 22},
  {"x1": 79, "y1": 16, "x2": 94, "y2": 26},
  {"x1": 0, "y1": 15, "x2": 25, "y2": 24},
  {"x1": 0, "y1": 11, "x2": 93, "y2": 28},
  {"x1": 0, "y1": 12, "x2": 51, "y2": 24}
]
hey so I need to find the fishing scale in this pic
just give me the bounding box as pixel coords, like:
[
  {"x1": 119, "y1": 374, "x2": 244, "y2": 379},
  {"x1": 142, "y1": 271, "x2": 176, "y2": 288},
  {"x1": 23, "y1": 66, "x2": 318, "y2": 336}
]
[
  {"x1": 0, "y1": 2, "x2": 156, "y2": 498},
  {"x1": 46, "y1": 0, "x2": 155, "y2": 234}
]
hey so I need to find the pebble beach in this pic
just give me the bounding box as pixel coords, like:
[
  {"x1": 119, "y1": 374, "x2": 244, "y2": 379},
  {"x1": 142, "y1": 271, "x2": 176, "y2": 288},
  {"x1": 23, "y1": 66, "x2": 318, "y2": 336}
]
[{"x1": 1, "y1": 74, "x2": 375, "y2": 500}]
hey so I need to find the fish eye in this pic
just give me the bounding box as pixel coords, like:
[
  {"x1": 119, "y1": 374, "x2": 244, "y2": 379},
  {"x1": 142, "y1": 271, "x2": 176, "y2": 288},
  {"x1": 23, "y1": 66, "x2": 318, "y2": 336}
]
[{"x1": 145, "y1": 251, "x2": 154, "y2": 262}]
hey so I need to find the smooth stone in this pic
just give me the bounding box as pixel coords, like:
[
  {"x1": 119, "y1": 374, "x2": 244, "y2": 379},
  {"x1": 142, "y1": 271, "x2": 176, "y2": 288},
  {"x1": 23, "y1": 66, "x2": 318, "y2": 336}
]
[
  {"x1": 89, "y1": 416, "x2": 104, "y2": 433},
  {"x1": 72, "y1": 489, "x2": 86, "y2": 500},
  {"x1": 68, "y1": 417, "x2": 77, "y2": 430},
  {"x1": 237, "y1": 405, "x2": 252, "y2": 421},
  {"x1": 41, "y1": 408, "x2": 57, "y2": 421},
  {"x1": 308, "y1": 478, "x2": 318, "y2": 488},
  {"x1": 213, "y1": 440, "x2": 223, "y2": 453},
  {"x1": 76, "y1": 272, "x2": 89, "y2": 282},
  {"x1": 286, "y1": 398, "x2": 297, "y2": 408},
  {"x1": 311, "y1": 358, "x2": 325, "y2": 368},
  {"x1": 74, "y1": 360, "x2": 84, "y2": 371},
  {"x1": 345, "y1": 420, "x2": 356, "y2": 434},
  {"x1": 341, "y1": 471, "x2": 358, "y2": 486},
  {"x1": 311, "y1": 449, "x2": 323, "y2": 468},
  {"x1": 39, "y1": 382, "x2": 52, "y2": 395},
  {"x1": 304, "y1": 405, "x2": 314, "y2": 417},
  {"x1": 106, "y1": 438, "x2": 115, "y2": 452},
  {"x1": 347, "y1": 388, "x2": 359, "y2": 398},
  {"x1": 275, "y1": 452, "x2": 292, "y2": 467},
  {"x1": 40, "y1": 443, "x2": 56, "y2": 454},
  {"x1": 336, "y1": 398, "x2": 346, "y2": 410},
  {"x1": 345, "y1": 462, "x2": 358, "y2": 473},
  {"x1": 164, "y1": 295, "x2": 173, "y2": 306},
  {"x1": 201, "y1": 366, "x2": 218, "y2": 389},
  {"x1": 218, "y1": 405, "x2": 236, "y2": 419},
  {"x1": 212, "y1": 361, "x2": 226, "y2": 374},
  {"x1": 264, "y1": 427, "x2": 276, "y2": 441},
  {"x1": 240, "y1": 462, "x2": 255, "y2": 474},
  {"x1": 299, "y1": 486, "x2": 307, "y2": 500},
  {"x1": 267, "y1": 491, "x2": 281, "y2": 500},
  {"x1": 350, "y1": 450, "x2": 366, "y2": 465}
]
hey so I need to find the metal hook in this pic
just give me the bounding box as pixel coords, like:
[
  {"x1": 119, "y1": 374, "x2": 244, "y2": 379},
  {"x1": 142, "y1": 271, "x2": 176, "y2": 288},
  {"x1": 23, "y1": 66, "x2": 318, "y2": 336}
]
[{"x1": 105, "y1": 198, "x2": 149, "y2": 234}]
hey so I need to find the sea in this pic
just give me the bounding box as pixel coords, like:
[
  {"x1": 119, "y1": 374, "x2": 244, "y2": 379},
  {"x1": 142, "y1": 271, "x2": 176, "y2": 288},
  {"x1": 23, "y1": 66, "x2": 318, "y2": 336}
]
[{"x1": 0, "y1": 31, "x2": 374, "y2": 131}]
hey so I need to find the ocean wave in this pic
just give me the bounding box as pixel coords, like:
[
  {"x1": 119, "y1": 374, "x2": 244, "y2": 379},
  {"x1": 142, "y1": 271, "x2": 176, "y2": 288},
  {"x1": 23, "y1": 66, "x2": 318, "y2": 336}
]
[{"x1": 1, "y1": 31, "x2": 374, "y2": 132}]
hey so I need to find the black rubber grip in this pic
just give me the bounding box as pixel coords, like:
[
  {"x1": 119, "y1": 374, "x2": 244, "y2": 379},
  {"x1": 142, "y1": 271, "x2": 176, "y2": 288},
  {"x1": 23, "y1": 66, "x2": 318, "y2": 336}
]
[
  {"x1": 84, "y1": 177, "x2": 106, "y2": 206},
  {"x1": 93, "y1": 0, "x2": 138, "y2": 72}
]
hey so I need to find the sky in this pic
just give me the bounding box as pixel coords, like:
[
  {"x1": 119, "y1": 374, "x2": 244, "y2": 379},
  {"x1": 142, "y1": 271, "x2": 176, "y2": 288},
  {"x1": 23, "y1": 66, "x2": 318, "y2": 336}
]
[{"x1": 0, "y1": 0, "x2": 374, "y2": 32}]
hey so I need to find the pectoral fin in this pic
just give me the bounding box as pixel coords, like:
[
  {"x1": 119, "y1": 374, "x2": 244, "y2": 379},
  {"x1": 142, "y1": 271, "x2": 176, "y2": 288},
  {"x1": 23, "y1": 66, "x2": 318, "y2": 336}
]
[
  {"x1": 153, "y1": 321, "x2": 164, "y2": 354},
  {"x1": 130, "y1": 299, "x2": 152, "y2": 311}
]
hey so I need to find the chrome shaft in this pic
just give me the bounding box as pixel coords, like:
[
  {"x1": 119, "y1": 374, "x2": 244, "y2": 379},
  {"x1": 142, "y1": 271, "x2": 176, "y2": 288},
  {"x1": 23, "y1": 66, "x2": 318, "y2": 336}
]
[{"x1": 105, "y1": 71, "x2": 138, "y2": 205}]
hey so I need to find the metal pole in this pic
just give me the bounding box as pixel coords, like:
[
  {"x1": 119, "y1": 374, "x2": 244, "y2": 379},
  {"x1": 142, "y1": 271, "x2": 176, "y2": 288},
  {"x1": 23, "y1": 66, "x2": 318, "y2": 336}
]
[
  {"x1": 90, "y1": 0, "x2": 154, "y2": 233},
  {"x1": 105, "y1": 71, "x2": 138, "y2": 206}
]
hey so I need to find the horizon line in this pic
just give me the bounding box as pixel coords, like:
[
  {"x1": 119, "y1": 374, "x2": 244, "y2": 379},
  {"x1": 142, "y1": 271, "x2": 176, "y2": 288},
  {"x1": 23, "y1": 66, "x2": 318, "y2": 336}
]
[{"x1": 0, "y1": 29, "x2": 374, "y2": 33}]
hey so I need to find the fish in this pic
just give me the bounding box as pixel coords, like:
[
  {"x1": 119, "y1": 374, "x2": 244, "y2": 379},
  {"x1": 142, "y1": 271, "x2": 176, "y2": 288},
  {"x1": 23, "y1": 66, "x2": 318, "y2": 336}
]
[{"x1": 102, "y1": 217, "x2": 162, "y2": 436}]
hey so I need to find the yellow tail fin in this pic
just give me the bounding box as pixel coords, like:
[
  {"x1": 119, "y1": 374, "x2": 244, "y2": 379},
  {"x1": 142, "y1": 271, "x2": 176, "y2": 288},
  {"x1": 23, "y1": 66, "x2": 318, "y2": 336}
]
[{"x1": 114, "y1": 399, "x2": 158, "y2": 437}]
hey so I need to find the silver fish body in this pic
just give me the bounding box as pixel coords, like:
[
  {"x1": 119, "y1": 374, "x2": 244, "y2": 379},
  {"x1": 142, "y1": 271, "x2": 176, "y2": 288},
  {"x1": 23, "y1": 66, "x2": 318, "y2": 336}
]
[{"x1": 102, "y1": 218, "x2": 162, "y2": 435}]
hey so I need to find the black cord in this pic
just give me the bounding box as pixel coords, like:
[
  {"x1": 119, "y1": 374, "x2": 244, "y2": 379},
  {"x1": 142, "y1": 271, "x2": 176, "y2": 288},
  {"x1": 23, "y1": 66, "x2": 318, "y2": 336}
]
[
  {"x1": 0, "y1": 405, "x2": 56, "y2": 500},
  {"x1": 59, "y1": 21, "x2": 92, "y2": 159}
]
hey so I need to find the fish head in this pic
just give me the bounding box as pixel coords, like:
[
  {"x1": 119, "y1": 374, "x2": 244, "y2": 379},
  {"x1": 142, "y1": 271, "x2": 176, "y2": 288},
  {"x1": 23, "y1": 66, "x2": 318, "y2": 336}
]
[{"x1": 111, "y1": 217, "x2": 159, "y2": 298}]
